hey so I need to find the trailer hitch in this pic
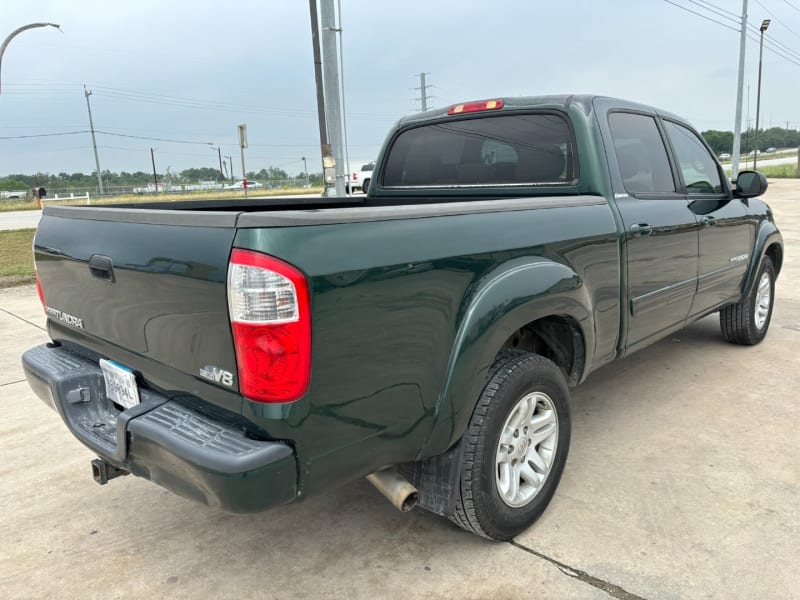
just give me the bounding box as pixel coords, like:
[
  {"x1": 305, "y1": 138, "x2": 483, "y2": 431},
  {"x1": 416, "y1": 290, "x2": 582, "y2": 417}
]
[{"x1": 91, "y1": 458, "x2": 129, "y2": 485}]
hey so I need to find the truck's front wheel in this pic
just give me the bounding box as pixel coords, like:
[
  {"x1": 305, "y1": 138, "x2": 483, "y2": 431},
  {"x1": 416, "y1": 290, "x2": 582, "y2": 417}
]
[
  {"x1": 449, "y1": 352, "x2": 571, "y2": 540},
  {"x1": 720, "y1": 256, "x2": 775, "y2": 345}
]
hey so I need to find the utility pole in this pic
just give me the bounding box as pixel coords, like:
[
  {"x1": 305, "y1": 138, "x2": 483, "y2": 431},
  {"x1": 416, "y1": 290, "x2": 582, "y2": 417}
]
[
  {"x1": 731, "y1": 0, "x2": 748, "y2": 179},
  {"x1": 320, "y1": 0, "x2": 345, "y2": 197},
  {"x1": 309, "y1": 0, "x2": 331, "y2": 195},
  {"x1": 150, "y1": 148, "x2": 158, "y2": 190},
  {"x1": 84, "y1": 85, "x2": 104, "y2": 194},
  {"x1": 238, "y1": 124, "x2": 248, "y2": 197},
  {"x1": 213, "y1": 146, "x2": 224, "y2": 181},
  {"x1": 302, "y1": 156, "x2": 309, "y2": 186},
  {"x1": 415, "y1": 72, "x2": 433, "y2": 112}
]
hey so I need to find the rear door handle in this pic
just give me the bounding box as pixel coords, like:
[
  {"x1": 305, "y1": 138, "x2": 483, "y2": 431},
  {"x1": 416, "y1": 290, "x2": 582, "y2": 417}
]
[
  {"x1": 629, "y1": 223, "x2": 652, "y2": 237},
  {"x1": 701, "y1": 215, "x2": 717, "y2": 227},
  {"x1": 89, "y1": 254, "x2": 115, "y2": 282}
]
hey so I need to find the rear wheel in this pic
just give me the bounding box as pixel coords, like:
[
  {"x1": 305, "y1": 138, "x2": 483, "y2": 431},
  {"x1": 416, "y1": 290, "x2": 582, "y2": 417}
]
[
  {"x1": 720, "y1": 256, "x2": 775, "y2": 345},
  {"x1": 362, "y1": 178, "x2": 370, "y2": 193},
  {"x1": 449, "y1": 352, "x2": 571, "y2": 540}
]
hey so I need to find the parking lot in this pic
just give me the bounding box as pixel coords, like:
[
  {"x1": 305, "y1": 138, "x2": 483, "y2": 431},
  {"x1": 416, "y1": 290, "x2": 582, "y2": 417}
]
[{"x1": 1, "y1": 180, "x2": 798, "y2": 599}]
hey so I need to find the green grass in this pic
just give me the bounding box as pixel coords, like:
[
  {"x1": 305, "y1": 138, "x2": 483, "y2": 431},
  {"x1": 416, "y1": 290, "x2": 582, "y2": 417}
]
[
  {"x1": 756, "y1": 164, "x2": 799, "y2": 178},
  {"x1": 0, "y1": 199, "x2": 37, "y2": 212},
  {"x1": 0, "y1": 228, "x2": 36, "y2": 286}
]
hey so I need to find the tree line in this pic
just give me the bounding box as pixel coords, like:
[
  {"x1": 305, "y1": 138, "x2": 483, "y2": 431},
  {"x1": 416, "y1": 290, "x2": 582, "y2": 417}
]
[
  {"x1": 0, "y1": 166, "x2": 321, "y2": 191},
  {"x1": 6, "y1": 126, "x2": 796, "y2": 191},
  {"x1": 701, "y1": 127, "x2": 800, "y2": 156}
]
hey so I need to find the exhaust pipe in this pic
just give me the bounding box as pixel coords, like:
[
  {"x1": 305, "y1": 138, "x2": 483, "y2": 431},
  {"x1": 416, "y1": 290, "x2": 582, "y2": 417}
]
[{"x1": 366, "y1": 468, "x2": 419, "y2": 512}]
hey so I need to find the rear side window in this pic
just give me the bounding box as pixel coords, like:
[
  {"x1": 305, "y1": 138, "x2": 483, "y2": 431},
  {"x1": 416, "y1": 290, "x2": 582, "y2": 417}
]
[
  {"x1": 663, "y1": 121, "x2": 723, "y2": 194},
  {"x1": 361, "y1": 163, "x2": 374, "y2": 172},
  {"x1": 608, "y1": 112, "x2": 675, "y2": 194},
  {"x1": 381, "y1": 113, "x2": 576, "y2": 188}
]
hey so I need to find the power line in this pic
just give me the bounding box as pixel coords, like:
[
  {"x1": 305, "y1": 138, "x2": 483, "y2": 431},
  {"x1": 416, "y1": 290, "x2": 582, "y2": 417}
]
[
  {"x1": 95, "y1": 130, "x2": 215, "y2": 145},
  {"x1": 660, "y1": 0, "x2": 741, "y2": 32},
  {"x1": 783, "y1": 0, "x2": 800, "y2": 13},
  {"x1": 684, "y1": 0, "x2": 741, "y2": 24},
  {"x1": 0, "y1": 128, "x2": 342, "y2": 148},
  {"x1": 747, "y1": 32, "x2": 800, "y2": 64},
  {"x1": 1, "y1": 80, "x2": 400, "y2": 122},
  {"x1": 0, "y1": 130, "x2": 87, "y2": 140},
  {"x1": 754, "y1": 0, "x2": 800, "y2": 40},
  {"x1": 692, "y1": 0, "x2": 739, "y2": 18},
  {"x1": 660, "y1": 0, "x2": 800, "y2": 65}
]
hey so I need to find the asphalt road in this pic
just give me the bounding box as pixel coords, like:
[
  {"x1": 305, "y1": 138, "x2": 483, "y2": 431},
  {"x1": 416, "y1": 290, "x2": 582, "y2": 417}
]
[{"x1": 1, "y1": 180, "x2": 798, "y2": 598}]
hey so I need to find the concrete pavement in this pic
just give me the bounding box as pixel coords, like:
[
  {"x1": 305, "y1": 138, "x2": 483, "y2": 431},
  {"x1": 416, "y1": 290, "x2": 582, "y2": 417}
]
[
  {"x1": 0, "y1": 209, "x2": 41, "y2": 231},
  {"x1": 1, "y1": 181, "x2": 798, "y2": 598}
]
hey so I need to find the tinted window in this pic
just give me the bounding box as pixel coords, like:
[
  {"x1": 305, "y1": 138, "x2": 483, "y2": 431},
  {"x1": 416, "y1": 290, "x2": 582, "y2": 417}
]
[
  {"x1": 361, "y1": 163, "x2": 374, "y2": 172},
  {"x1": 608, "y1": 112, "x2": 675, "y2": 194},
  {"x1": 382, "y1": 114, "x2": 576, "y2": 187},
  {"x1": 664, "y1": 121, "x2": 723, "y2": 194}
]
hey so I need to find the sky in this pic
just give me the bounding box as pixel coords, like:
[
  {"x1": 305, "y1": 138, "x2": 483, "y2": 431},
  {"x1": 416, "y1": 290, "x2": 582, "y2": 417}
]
[{"x1": 1, "y1": 0, "x2": 799, "y2": 177}]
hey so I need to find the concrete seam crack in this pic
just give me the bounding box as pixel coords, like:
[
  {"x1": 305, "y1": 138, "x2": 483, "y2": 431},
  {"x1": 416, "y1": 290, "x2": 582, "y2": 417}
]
[
  {"x1": 0, "y1": 379, "x2": 26, "y2": 387},
  {"x1": 0, "y1": 308, "x2": 46, "y2": 332},
  {"x1": 509, "y1": 541, "x2": 647, "y2": 600}
]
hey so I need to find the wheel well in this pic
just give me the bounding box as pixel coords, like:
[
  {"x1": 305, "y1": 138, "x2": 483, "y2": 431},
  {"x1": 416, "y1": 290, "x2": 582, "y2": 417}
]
[
  {"x1": 765, "y1": 243, "x2": 783, "y2": 275},
  {"x1": 499, "y1": 316, "x2": 585, "y2": 386}
]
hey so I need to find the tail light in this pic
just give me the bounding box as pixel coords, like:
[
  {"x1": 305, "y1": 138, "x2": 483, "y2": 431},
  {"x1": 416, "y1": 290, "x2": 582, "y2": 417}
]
[
  {"x1": 353, "y1": 173, "x2": 358, "y2": 180},
  {"x1": 448, "y1": 99, "x2": 504, "y2": 115},
  {"x1": 35, "y1": 270, "x2": 46, "y2": 312},
  {"x1": 33, "y1": 235, "x2": 45, "y2": 312},
  {"x1": 227, "y1": 249, "x2": 311, "y2": 403}
]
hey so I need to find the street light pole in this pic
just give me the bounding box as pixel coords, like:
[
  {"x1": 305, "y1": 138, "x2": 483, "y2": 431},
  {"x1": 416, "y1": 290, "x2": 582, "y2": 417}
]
[
  {"x1": 754, "y1": 18, "x2": 770, "y2": 171},
  {"x1": 0, "y1": 23, "x2": 60, "y2": 94},
  {"x1": 226, "y1": 156, "x2": 234, "y2": 183}
]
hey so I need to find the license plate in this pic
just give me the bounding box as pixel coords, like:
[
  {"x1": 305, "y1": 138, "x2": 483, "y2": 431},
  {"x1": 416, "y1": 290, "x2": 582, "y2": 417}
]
[{"x1": 99, "y1": 359, "x2": 140, "y2": 409}]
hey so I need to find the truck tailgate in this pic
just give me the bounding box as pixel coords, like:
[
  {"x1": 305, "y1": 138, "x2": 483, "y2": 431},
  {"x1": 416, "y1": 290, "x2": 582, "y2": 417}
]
[{"x1": 34, "y1": 209, "x2": 239, "y2": 394}]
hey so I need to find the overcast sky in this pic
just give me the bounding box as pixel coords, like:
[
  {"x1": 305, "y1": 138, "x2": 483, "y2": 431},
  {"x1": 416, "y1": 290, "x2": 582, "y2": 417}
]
[{"x1": 1, "y1": 0, "x2": 798, "y2": 177}]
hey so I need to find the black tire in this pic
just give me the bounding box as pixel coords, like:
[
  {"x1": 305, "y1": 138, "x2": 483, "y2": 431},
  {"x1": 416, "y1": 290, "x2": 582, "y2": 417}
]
[
  {"x1": 362, "y1": 178, "x2": 370, "y2": 194},
  {"x1": 449, "y1": 352, "x2": 571, "y2": 541},
  {"x1": 720, "y1": 256, "x2": 775, "y2": 345}
]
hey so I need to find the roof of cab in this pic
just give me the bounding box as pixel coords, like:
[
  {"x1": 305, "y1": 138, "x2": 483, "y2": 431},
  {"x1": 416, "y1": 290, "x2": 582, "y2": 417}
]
[{"x1": 395, "y1": 94, "x2": 685, "y2": 127}]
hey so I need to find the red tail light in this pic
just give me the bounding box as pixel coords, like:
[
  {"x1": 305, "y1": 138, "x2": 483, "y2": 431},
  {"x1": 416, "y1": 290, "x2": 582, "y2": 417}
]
[
  {"x1": 227, "y1": 249, "x2": 311, "y2": 403},
  {"x1": 353, "y1": 173, "x2": 358, "y2": 180},
  {"x1": 35, "y1": 270, "x2": 46, "y2": 312},
  {"x1": 448, "y1": 99, "x2": 504, "y2": 115}
]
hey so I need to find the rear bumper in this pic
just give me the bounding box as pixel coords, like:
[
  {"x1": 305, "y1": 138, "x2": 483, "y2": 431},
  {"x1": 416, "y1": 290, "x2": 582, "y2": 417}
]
[{"x1": 22, "y1": 343, "x2": 297, "y2": 513}]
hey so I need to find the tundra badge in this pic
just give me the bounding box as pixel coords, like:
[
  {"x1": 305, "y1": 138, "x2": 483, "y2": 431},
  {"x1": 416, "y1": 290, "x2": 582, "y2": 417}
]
[{"x1": 45, "y1": 306, "x2": 84, "y2": 329}]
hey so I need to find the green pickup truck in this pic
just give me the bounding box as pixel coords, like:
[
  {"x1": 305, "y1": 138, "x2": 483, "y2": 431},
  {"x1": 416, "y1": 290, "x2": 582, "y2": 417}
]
[{"x1": 23, "y1": 95, "x2": 783, "y2": 540}]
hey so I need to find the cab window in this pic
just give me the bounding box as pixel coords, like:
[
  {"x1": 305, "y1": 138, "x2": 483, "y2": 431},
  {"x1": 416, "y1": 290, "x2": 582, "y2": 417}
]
[
  {"x1": 663, "y1": 121, "x2": 724, "y2": 194},
  {"x1": 608, "y1": 112, "x2": 675, "y2": 194},
  {"x1": 381, "y1": 113, "x2": 576, "y2": 188}
]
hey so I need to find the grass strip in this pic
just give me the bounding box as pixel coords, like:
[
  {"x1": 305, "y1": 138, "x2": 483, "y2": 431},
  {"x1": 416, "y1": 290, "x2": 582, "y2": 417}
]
[{"x1": 0, "y1": 228, "x2": 36, "y2": 286}]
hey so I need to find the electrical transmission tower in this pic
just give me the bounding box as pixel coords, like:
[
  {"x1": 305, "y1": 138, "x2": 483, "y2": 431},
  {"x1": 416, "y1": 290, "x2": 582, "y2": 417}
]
[{"x1": 415, "y1": 72, "x2": 434, "y2": 112}]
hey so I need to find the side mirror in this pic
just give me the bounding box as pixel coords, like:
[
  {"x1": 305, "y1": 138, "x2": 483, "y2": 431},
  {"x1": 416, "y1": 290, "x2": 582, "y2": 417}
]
[{"x1": 734, "y1": 170, "x2": 768, "y2": 198}]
